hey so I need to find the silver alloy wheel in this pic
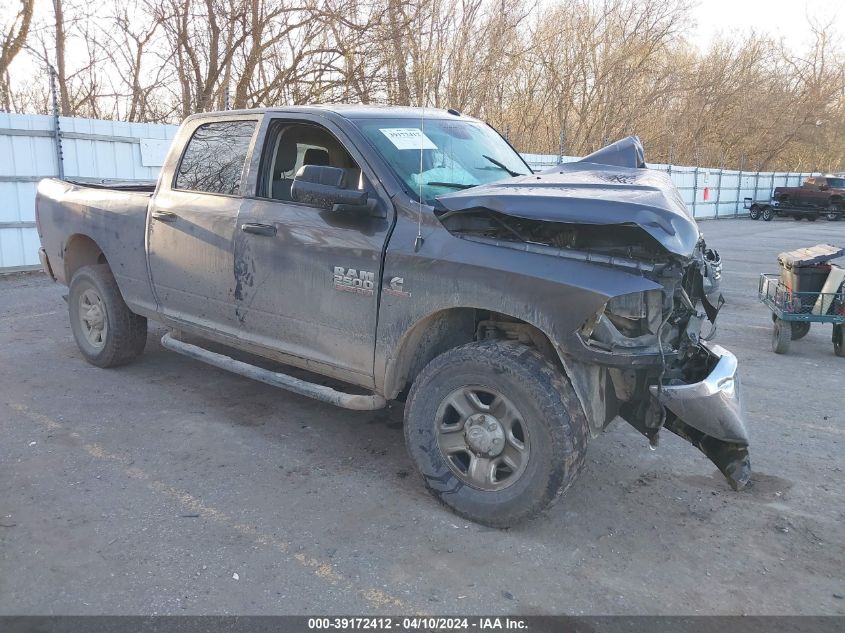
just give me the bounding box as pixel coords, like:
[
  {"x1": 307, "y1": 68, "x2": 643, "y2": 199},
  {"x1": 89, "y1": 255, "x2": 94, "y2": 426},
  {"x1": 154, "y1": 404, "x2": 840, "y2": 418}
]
[
  {"x1": 435, "y1": 385, "x2": 530, "y2": 491},
  {"x1": 79, "y1": 287, "x2": 108, "y2": 348}
]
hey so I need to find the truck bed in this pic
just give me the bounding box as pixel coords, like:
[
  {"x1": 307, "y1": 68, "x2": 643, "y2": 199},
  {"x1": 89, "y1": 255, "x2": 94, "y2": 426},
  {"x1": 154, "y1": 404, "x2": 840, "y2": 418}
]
[{"x1": 35, "y1": 178, "x2": 158, "y2": 316}]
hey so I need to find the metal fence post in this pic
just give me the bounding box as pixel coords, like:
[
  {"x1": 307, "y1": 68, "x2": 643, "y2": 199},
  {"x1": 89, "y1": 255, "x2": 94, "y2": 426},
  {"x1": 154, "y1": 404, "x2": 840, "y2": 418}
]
[
  {"x1": 735, "y1": 156, "x2": 744, "y2": 216},
  {"x1": 753, "y1": 171, "x2": 760, "y2": 203},
  {"x1": 715, "y1": 167, "x2": 723, "y2": 218},
  {"x1": 48, "y1": 65, "x2": 65, "y2": 179},
  {"x1": 558, "y1": 131, "x2": 565, "y2": 165},
  {"x1": 692, "y1": 166, "x2": 699, "y2": 219}
]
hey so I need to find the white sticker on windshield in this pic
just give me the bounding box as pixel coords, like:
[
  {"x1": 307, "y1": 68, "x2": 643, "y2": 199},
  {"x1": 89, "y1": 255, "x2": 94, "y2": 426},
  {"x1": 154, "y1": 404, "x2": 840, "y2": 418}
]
[{"x1": 380, "y1": 128, "x2": 437, "y2": 151}]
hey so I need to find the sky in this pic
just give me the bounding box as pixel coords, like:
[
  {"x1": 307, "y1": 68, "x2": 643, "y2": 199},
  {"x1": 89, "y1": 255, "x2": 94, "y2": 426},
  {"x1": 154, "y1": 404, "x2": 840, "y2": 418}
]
[{"x1": 687, "y1": 0, "x2": 843, "y2": 51}]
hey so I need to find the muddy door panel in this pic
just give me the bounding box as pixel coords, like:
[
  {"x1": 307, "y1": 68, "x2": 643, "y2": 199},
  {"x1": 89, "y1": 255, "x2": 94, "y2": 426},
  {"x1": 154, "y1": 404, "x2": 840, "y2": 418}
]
[
  {"x1": 147, "y1": 190, "x2": 242, "y2": 334},
  {"x1": 234, "y1": 198, "x2": 390, "y2": 383}
]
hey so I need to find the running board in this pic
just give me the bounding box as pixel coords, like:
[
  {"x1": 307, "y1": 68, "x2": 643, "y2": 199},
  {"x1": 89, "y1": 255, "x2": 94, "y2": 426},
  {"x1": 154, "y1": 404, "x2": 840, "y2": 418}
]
[{"x1": 160, "y1": 333, "x2": 387, "y2": 411}]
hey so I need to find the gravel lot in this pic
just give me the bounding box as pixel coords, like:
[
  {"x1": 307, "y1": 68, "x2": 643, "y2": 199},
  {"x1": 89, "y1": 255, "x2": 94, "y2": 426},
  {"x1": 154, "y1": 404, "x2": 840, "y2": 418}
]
[{"x1": 1, "y1": 217, "x2": 843, "y2": 615}]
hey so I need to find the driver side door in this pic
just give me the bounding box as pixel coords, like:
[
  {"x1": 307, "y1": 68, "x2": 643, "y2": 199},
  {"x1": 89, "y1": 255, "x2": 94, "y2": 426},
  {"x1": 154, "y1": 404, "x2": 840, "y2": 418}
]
[{"x1": 233, "y1": 117, "x2": 392, "y2": 387}]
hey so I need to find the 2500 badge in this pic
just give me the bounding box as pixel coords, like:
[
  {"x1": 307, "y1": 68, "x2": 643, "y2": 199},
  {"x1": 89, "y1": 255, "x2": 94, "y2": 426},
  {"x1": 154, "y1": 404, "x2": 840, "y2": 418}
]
[{"x1": 333, "y1": 266, "x2": 375, "y2": 296}]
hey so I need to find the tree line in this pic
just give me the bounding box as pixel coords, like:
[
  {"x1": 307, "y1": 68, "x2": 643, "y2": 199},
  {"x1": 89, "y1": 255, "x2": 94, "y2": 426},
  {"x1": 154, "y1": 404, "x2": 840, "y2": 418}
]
[{"x1": 2, "y1": 0, "x2": 844, "y2": 171}]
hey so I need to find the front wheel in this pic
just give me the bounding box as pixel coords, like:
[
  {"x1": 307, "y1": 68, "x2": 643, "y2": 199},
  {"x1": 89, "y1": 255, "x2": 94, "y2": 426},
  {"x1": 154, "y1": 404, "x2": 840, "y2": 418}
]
[
  {"x1": 807, "y1": 215, "x2": 818, "y2": 222},
  {"x1": 762, "y1": 206, "x2": 774, "y2": 221},
  {"x1": 404, "y1": 341, "x2": 588, "y2": 527},
  {"x1": 834, "y1": 325, "x2": 844, "y2": 357},
  {"x1": 826, "y1": 204, "x2": 842, "y2": 221},
  {"x1": 68, "y1": 265, "x2": 147, "y2": 367}
]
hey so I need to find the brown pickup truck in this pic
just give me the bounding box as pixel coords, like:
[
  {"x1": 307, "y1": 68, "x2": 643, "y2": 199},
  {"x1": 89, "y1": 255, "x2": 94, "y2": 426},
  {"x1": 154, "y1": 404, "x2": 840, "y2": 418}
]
[{"x1": 768, "y1": 175, "x2": 845, "y2": 221}]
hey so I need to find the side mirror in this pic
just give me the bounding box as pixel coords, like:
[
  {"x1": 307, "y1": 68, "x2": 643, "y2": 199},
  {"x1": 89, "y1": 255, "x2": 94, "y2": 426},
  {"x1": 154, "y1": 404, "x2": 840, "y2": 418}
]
[
  {"x1": 291, "y1": 165, "x2": 375, "y2": 213},
  {"x1": 820, "y1": 184, "x2": 830, "y2": 191}
]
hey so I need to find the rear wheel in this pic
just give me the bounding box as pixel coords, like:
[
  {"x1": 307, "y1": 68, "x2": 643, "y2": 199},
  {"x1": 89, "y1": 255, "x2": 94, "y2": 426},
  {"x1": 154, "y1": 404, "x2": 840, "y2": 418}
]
[
  {"x1": 772, "y1": 318, "x2": 791, "y2": 354},
  {"x1": 793, "y1": 216, "x2": 802, "y2": 221},
  {"x1": 762, "y1": 206, "x2": 774, "y2": 221},
  {"x1": 749, "y1": 205, "x2": 761, "y2": 220},
  {"x1": 834, "y1": 325, "x2": 844, "y2": 357},
  {"x1": 68, "y1": 265, "x2": 147, "y2": 367},
  {"x1": 807, "y1": 215, "x2": 818, "y2": 222},
  {"x1": 404, "y1": 340, "x2": 588, "y2": 527},
  {"x1": 790, "y1": 321, "x2": 810, "y2": 340}
]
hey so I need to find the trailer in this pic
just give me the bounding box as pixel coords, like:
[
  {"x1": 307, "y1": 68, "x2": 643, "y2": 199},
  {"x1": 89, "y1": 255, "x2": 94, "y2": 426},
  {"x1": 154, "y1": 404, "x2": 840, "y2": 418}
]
[{"x1": 745, "y1": 197, "x2": 840, "y2": 222}]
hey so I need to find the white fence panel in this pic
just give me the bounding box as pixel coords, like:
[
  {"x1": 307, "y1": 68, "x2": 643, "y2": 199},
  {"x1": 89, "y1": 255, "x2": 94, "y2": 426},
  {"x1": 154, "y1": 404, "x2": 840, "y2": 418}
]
[
  {"x1": 0, "y1": 113, "x2": 177, "y2": 271},
  {"x1": 0, "y1": 117, "x2": 822, "y2": 271}
]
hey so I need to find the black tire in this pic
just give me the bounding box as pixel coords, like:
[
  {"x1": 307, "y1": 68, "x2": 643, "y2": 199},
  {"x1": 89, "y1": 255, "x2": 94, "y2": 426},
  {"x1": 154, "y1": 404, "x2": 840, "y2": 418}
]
[
  {"x1": 834, "y1": 325, "x2": 844, "y2": 357},
  {"x1": 762, "y1": 206, "x2": 774, "y2": 221},
  {"x1": 790, "y1": 321, "x2": 810, "y2": 340},
  {"x1": 807, "y1": 215, "x2": 818, "y2": 222},
  {"x1": 68, "y1": 264, "x2": 147, "y2": 368},
  {"x1": 826, "y1": 204, "x2": 842, "y2": 221},
  {"x1": 793, "y1": 216, "x2": 802, "y2": 221},
  {"x1": 404, "y1": 340, "x2": 589, "y2": 527},
  {"x1": 772, "y1": 318, "x2": 790, "y2": 354},
  {"x1": 749, "y1": 205, "x2": 761, "y2": 220}
]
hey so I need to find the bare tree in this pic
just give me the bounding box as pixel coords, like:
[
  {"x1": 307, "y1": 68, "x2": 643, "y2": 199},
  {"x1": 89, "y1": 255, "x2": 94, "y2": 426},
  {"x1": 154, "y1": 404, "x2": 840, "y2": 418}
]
[
  {"x1": 0, "y1": 0, "x2": 34, "y2": 110},
  {"x1": 2, "y1": 0, "x2": 844, "y2": 171}
]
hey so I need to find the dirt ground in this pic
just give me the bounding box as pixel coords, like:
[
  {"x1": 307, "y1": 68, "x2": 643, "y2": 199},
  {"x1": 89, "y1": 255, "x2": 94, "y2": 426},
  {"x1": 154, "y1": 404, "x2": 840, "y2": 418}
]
[{"x1": 1, "y1": 217, "x2": 843, "y2": 615}]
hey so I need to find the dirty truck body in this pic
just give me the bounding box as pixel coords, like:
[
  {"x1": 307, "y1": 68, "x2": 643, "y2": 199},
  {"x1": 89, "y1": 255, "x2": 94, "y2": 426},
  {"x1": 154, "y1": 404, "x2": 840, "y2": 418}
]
[{"x1": 35, "y1": 106, "x2": 749, "y2": 526}]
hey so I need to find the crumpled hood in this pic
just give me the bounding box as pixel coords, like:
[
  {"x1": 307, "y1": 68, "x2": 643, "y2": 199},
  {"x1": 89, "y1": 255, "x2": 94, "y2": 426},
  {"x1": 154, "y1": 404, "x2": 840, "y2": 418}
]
[{"x1": 436, "y1": 153, "x2": 701, "y2": 258}]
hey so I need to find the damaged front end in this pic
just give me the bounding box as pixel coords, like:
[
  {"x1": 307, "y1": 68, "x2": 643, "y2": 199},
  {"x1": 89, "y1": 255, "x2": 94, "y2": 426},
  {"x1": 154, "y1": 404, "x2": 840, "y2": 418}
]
[{"x1": 435, "y1": 137, "x2": 751, "y2": 490}]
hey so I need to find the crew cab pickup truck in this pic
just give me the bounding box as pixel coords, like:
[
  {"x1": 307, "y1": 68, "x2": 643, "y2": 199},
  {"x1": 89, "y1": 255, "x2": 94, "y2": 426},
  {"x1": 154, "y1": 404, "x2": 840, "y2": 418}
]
[
  {"x1": 767, "y1": 175, "x2": 845, "y2": 221},
  {"x1": 36, "y1": 106, "x2": 749, "y2": 526}
]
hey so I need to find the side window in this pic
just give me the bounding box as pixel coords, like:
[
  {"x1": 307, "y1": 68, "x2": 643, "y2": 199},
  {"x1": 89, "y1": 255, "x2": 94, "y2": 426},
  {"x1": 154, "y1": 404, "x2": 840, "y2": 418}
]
[
  {"x1": 175, "y1": 121, "x2": 256, "y2": 195},
  {"x1": 262, "y1": 123, "x2": 364, "y2": 202}
]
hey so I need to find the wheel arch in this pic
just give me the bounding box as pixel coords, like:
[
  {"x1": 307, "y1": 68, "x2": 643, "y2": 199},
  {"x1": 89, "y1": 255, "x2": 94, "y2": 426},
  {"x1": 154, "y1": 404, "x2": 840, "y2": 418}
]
[
  {"x1": 382, "y1": 306, "x2": 564, "y2": 401},
  {"x1": 63, "y1": 233, "x2": 109, "y2": 283}
]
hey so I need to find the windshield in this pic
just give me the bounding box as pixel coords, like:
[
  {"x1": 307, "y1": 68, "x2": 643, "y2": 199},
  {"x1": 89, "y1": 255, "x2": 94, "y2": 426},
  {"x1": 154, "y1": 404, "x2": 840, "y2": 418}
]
[{"x1": 353, "y1": 117, "x2": 531, "y2": 205}]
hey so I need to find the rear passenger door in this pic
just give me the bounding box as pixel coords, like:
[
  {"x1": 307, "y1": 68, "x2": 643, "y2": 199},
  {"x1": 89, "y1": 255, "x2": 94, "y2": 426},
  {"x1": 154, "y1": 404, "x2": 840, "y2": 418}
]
[
  {"x1": 234, "y1": 117, "x2": 392, "y2": 386},
  {"x1": 148, "y1": 116, "x2": 259, "y2": 336}
]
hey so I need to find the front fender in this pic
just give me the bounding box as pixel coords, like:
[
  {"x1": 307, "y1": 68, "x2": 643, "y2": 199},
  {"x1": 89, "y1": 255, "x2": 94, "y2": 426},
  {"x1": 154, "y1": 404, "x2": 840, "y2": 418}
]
[{"x1": 376, "y1": 213, "x2": 662, "y2": 395}]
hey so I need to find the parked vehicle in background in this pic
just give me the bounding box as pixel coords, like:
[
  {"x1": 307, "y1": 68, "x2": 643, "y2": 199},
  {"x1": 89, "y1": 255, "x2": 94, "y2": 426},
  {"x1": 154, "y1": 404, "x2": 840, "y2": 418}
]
[
  {"x1": 35, "y1": 106, "x2": 748, "y2": 526},
  {"x1": 752, "y1": 175, "x2": 845, "y2": 222}
]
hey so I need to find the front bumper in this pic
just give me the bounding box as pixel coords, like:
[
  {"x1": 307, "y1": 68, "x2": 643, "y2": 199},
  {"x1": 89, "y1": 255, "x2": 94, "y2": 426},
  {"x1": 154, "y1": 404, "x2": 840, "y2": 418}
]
[{"x1": 649, "y1": 342, "x2": 749, "y2": 445}]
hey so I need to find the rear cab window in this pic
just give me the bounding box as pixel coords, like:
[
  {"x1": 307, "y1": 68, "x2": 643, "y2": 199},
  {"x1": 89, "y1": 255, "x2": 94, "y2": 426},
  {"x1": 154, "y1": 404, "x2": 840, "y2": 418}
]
[{"x1": 174, "y1": 120, "x2": 257, "y2": 195}]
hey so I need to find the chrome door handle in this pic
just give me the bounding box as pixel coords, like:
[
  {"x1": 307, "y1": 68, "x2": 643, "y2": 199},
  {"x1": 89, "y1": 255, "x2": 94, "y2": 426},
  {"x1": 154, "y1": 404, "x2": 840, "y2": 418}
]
[
  {"x1": 151, "y1": 211, "x2": 177, "y2": 222},
  {"x1": 241, "y1": 223, "x2": 276, "y2": 236}
]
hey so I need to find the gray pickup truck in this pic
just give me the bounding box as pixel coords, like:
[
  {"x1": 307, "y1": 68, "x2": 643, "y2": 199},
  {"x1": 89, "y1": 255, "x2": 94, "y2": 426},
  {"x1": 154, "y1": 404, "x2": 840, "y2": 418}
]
[{"x1": 35, "y1": 106, "x2": 749, "y2": 526}]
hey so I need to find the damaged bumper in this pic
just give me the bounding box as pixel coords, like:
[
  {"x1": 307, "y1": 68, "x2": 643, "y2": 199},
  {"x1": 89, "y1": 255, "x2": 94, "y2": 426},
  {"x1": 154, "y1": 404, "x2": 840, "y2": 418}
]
[
  {"x1": 649, "y1": 342, "x2": 748, "y2": 445},
  {"x1": 650, "y1": 342, "x2": 751, "y2": 490}
]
